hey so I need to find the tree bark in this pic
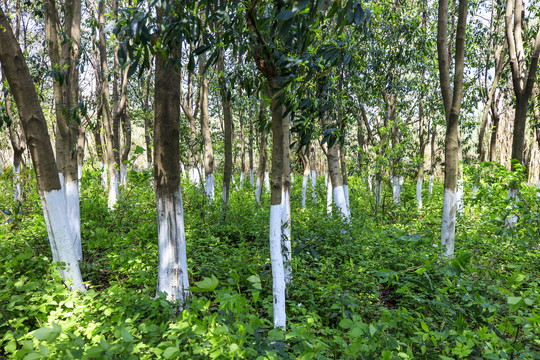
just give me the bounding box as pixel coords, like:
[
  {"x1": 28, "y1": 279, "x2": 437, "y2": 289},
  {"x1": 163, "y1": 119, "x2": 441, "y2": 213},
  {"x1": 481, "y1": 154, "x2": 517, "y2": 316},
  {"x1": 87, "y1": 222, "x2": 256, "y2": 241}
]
[
  {"x1": 154, "y1": 48, "x2": 190, "y2": 304},
  {"x1": 437, "y1": 0, "x2": 468, "y2": 257},
  {"x1": 199, "y1": 55, "x2": 214, "y2": 200},
  {"x1": 0, "y1": 6, "x2": 84, "y2": 290},
  {"x1": 218, "y1": 50, "x2": 233, "y2": 205},
  {"x1": 255, "y1": 98, "x2": 268, "y2": 203}
]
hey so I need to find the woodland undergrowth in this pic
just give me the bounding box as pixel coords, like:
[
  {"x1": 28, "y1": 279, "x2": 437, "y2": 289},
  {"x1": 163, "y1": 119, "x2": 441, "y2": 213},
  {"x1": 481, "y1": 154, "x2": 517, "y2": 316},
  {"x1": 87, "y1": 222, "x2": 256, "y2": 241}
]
[{"x1": 0, "y1": 163, "x2": 539, "y2": 359}]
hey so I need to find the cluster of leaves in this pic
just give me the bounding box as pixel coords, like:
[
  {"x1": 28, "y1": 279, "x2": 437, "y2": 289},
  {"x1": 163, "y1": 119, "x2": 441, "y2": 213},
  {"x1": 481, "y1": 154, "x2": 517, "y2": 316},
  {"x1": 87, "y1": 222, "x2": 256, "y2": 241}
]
[{"x1": 0, "y1": 164, "x2": 539, "y2": 359}]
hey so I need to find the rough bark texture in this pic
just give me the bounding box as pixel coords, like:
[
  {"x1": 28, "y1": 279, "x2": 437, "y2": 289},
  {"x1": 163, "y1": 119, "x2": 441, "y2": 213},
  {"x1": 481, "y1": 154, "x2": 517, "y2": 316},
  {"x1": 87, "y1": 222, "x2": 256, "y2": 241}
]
[
  {"x1": 255, "y1": 99, "x2": 268, "y2": 202},
  {"x1": 437, "y1": 0, "x2": 468, "y2": 257},
  {"x1": 154, "y1": 46, "x2": 189, "y2": 303},
  {"x1": 199, "y1": 55, "x2": 214, "y2": 199},
  {"x1": 506, "y1": 0, "x2": 540, "y2": 169},
  {"x1": 98, "y1": 0, "x2": 119, "y2": 208},
  {"x1": 489, "y1": 94, "x2": 501, "y2": 162},
  {"x1": 0, "y1": 6, "x2": 84, "y2": 289}
]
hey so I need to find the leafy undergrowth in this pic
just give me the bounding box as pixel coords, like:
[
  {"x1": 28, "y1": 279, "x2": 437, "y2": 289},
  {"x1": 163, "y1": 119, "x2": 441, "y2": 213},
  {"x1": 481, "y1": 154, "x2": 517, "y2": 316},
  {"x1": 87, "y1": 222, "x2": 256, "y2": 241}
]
[{"x1": 0, "y1": 164, "x2": 539, "y2": 359}]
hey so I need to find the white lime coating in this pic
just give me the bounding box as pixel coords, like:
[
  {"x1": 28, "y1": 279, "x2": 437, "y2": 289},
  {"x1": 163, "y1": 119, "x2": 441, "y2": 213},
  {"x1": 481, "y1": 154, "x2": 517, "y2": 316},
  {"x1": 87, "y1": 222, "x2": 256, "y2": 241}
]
[
  {"x1": 326, "y1": 175, "x2": 332, "y2": 214},
  {"x1": 108, "y1": 169, "x2": 119, "y2": 210},
  {"x1": 391, "y1": 175, "x2": 401, "y2": 205},
  {"x1": 205, "y1": 173, "x2": 214, "y2": 201},
  {"x1": 120, "y1": 163, "x2": 128, "y2": 186},
  {"x1": 333, "y1": 185, "x2": 350, "y2": 220},
  {"x1": 156, "y1": 186, "x2": 190, "y2": 304},
  {"x1": 441, "y1": 188, "x2": 457, "y2": 257},
  {"x1": 42, "y1": 189, "x2": 85, "y2": 290},
  {"x1": 281, "y1": 189, "x2": 292, "y2": 284},
  {"x1": 65, "y1": 180, "x2": 82, "y2": 261},
  {"x1": 368, "y1": 175, "x2": 373, "y2": 191},
  {"x1": 264, "y1": 172, "x2": 270, "y2": 192},
  {"x1": 301, "y1": 175, "x2": 308, "y2": 207},
  {"x1": 249, "y1": 169, "x2": 254, "y2": 186},
  {"x1": 429, "y1": 175, "x2": 434, "y2": 196},
  {"x1": 537, "y1": 180, "x2": 540, "y2": 197},
  {"x1": 416, "y1": 178, "x2": 423, "y2": 209},
  {"x1": 99, "y1": 162, "x2": 106, "y2": 187},
  {"x1": 255, "y1": 177, "x2": 262, "y2": 203},
  {"x1": 13, "y1": 163, "x2": 21, "y2": 201},
  {"x1": 77, "y1": 165, "x2": 82, "y2": 190},
  {"x1": 374, "y1": 179, "x2": 382, "y2": 206},
  {"x1": 269, "y1": 204, "x2": 286, "y2": 328},
  {"x1": 310, "y1": 170, "x2": 317, "y2": 202}
]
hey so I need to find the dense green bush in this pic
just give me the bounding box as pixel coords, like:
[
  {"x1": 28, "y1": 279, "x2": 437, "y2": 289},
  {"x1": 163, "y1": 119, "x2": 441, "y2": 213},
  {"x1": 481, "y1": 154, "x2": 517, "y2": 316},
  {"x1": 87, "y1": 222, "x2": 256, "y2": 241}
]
[{"x1": 0, "y1": 164, "x2": 539, "y2": 359}]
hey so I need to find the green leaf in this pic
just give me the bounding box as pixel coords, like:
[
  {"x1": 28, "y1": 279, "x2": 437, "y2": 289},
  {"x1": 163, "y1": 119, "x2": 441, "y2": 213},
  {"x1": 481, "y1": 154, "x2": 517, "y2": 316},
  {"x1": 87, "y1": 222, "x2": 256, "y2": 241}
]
[
  {"x1": 246, "y1": 275, "x2": 262, "y2": 290},
  {"x1": 120, "y1": 328, "x2": 134, "y2": 342},
  {"x1": 33, "y1": 326, "x2": 59, "y2": 342},
  {"x1": 276, "y1": 9, "x2": 295, "y2": 20},
  {"x1": 421, "y1": 321, "x2": 429, "y2": 332},
  {"x1": 163, "y1": 347, "x2": 179, "y2": 359},
  {"x1": 188, "y1": 275, "x2": 219, "y2": 292},
  {"x1": 339, "y1": 318, "x2": 353, "y2": 329}
]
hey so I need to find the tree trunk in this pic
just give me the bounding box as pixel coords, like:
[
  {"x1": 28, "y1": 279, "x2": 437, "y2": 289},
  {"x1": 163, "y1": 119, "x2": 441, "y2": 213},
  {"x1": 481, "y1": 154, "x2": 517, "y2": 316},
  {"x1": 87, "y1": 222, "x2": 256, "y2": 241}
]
[
  {"x1": 437, "y1": 0, "x2": 468, "y2": 258},
  {"x1": 489, "y1": 94, "x2": 501, "y2": 162},
  {"x1": 143, "y1": 65, "x2": 153, "y2": 169},
  {"x1": 199, "y1": 56, "x2": 214, "y2": 200},
  {"x1": 218, "y1": 50, "x2": 233, "y2": 205},
  {"x1": 281, "y1": 111, "x2": 291, "y2": 285},
  {"x1": 239, "y1": 109, "x2": 246, "y2": 184},
  {"x1": 98, "y1": 0, "x2": 119, "y2": 209},
  {"x1": 417, "y1": 101, "x2": 427, "y2": 209},
  {"x1": 249, "y1": 109, "x2": 254, "y2": 186},
  {"x1": 0, "y1": 6, "x2": 84, "y2": 290},
  {"x1": 255, "y1": 98, "x2": 267, "y2": 203},
  {"x1": 154, "y1": 48, "x2": 190, "y2": 304},
  {"x1": 301, "y1": 151, "x2": 310, "y2": 208}
]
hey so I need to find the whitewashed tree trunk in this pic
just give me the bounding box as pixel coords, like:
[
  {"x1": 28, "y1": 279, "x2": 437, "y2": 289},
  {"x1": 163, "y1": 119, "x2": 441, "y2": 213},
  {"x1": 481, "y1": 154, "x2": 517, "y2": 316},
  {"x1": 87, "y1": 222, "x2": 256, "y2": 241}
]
[
  {"x1": 13, "y1": 163, "x2": 21, "y2": 201},
  {"x1": 156, "y1": 187, "x2": 190, "y2": 302},
  {"x1": 416, "y1": 177, "x2": 423, "y2": 209},
  {"x1": 333, "y1": 185, "x2": 350, "y2": 219},
  {"x1": 264, "y1": 171, "x2": 270, "y2": 192},
  {"x1": 441, "y1": 188, "x2": 457, "y2": 257},
  {"x1": 120, "y1": 163, "x2": 128, "y2": 186},
  {"x1": 205, "y1": 173, "x2": 214, "y2": 201},
  {"x1": 249, "y1": 169, "x2": 254, "y2": 186},
  {"x1": 108, "y1": 169, "x2": 119, "y2": 210},
  {"x1": 269, "y1": 204, "x2": 286, "y2": 328},
  {"x1": 290, "y1": 173, "x2": 294, "y2": 184},
  {"x1": 429, "y1": 175, "x2": 434, "y2": 196},
  {"x1": 537, "y1": 179, "x2": 540, "y2": 197},
  {"x1": 255, "y1": 176, "x2": 263, "y2": 203},
  {"x1": 77, "y1": 165, "x2": 82, "y2": 190},
  {"x1": 326, "y1": 174, "x2": 332, "y2": 214},
  {"x1": 65, "y1": 180, "x2": 82, "y2": 261},
  {"x1": 239, "y1": 172, "x2": 244, "y2": 185},
  {"x1": 391, "y1": 175, "x2": 401, "y2": 205},
  {"x1": 281, "y1": 189, "x2": 291, "y2": 284},
  {"x1": 374, "y1": 178, "x2": 382, "y2": 206},
  {"x1": 368, "y1": 175, "x2": 373, "y2": 191},
  {"x1": 301, "y1": 175, "x2": 308, "y2": 207},
  {"x1": 42, "y1": 189, "x2": 85, "y2": 290},
  {"x1": 311, "y1": 170, "x2": 316, "y2": 202}
]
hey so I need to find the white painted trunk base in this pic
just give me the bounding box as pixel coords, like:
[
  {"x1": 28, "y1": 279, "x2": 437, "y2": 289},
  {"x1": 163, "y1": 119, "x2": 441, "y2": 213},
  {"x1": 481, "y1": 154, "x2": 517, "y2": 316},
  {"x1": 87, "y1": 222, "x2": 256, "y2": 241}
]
[
  {"x1": 505, "y1": 188, "x2": 519, "y2": 228},
  {"x1": 13, "y1": 164, "x2": 21, "y2": 202},
  {"x1": 78, "y1": 165, "x2": 82, "y2": 183},
  {"x1": 326, "y1": 176, "x2": 332, "y2": 214},
  {"x1": 537, "y1": 180, "x2": 540, "y2": 197},
  {"x1": 391, "y1": 175, "x2": 401, "y2": 205},
  {"x1": 416, "y1": 178, "x2": 423, "y2": 209},
  {"x1": 65, "y1": 180, "x2": 82, "y2": 261},
  {"x1": 368, "y1": 176, "x2": 373, "y2": 192},
  {"x1": 205, "y1": 173, "x2": 214, "y2": 200},
  {"x1": 255, "y1": 177, "x2": 262, "y2": 203},
  {"x1": 264, "y1": 172, "x2": 270, "y2": 192},
  {"x1": 108, "y1": 170, "x2": 119, "y2": 210},
  {"x1": 281, "y1": 189, "x2": 292, "y2": 285},
  {"x1": 290, "y1": 173, "x2": 294, "y2": 184},
  {"x1": 249, "y1": 169, "x2": 254, "y2": 186},
  {"x1": 301, "y1": 175, "x2": 308, "y2": 208},
  {"x1": 374, "y1": 179, "x2": 382, "y2": 206},
  {"x1": 156, "y1": 187, "x2": 190, "y2": 303},
  {"x1": 120, "y1": 164, "x2": 128, "y2": 186},
  {"x1": 429, "y1": 175, "x2": 434, "y2": 196},
  {"x1": 310, "y1": 170, "x2": 317, "y2": 203},
  {"x1": 441, "y1": 188, "x2": 457, "y2": 258},
  {"x1": 456, "y1": 179, "x2": 464, "y2": 216},
  {"x1": 269, "y1": 204, "x2": 286, "y2": 328},
  {"x1": 42, "y1": 189, "x2": 85, "y2": 290},
  {"x1": 333, "y1": 185, "x2": 350, "y2": 220},
  {"x1": 239, "y1": 172, "x2": 245, "y2": 185}
]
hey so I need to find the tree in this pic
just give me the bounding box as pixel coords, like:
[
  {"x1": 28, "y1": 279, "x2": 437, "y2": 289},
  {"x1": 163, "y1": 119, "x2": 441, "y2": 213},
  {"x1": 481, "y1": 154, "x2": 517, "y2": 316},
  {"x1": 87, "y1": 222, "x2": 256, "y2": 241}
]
[
  {"x1": 437, "y1": 0, "x2": 468, "y2": 257},
  {"x1": 0, "y1": 5, "x2": 84, "y2": 290}
]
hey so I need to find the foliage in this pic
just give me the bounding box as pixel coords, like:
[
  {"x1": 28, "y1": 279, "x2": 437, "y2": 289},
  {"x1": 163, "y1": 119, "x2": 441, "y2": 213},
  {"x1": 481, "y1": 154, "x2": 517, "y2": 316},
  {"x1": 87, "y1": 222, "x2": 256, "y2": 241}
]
[{"x1": 0, "y1": 165, "x2": 539, "y2": 359}]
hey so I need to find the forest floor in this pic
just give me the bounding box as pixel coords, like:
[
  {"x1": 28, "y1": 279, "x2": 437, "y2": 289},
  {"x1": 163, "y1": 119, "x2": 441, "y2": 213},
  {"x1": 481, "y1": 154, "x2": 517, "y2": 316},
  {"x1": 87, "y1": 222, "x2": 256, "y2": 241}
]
[{"x1": 0, "y1": 164, "x2": 539, "y2": 359}]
